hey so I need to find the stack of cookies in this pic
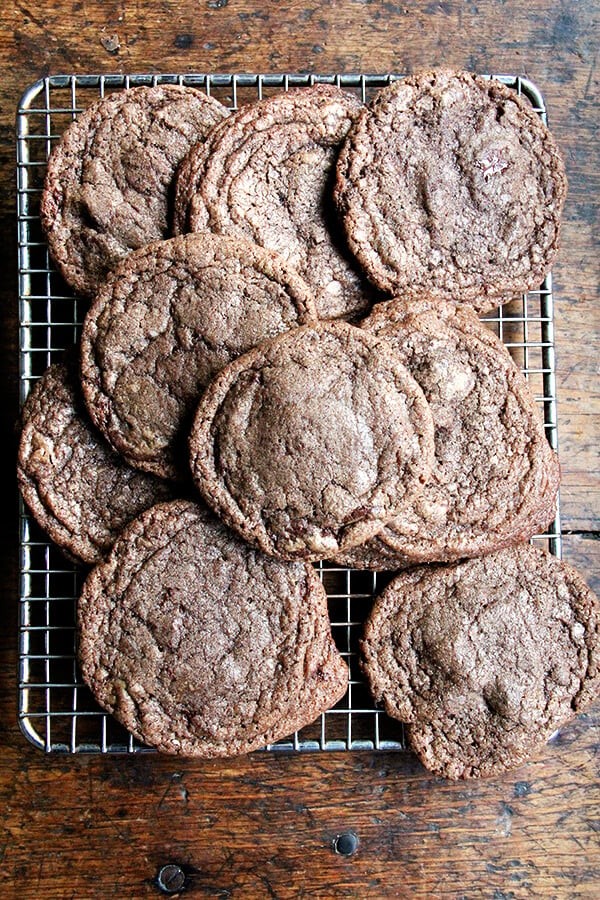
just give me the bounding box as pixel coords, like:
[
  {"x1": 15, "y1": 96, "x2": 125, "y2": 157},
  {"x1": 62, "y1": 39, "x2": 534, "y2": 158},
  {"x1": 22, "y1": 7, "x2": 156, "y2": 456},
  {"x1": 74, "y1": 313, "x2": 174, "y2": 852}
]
[{"x1": 18, "y1": 72, "x2": 600, "y2": 777}]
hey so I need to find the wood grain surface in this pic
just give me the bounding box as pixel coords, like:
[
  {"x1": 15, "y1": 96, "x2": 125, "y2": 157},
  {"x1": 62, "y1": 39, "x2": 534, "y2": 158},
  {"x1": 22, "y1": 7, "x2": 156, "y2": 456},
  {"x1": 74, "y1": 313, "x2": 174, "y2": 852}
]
[{"x1": 1, "y1": 1, "x2": 599, "y2": 897}]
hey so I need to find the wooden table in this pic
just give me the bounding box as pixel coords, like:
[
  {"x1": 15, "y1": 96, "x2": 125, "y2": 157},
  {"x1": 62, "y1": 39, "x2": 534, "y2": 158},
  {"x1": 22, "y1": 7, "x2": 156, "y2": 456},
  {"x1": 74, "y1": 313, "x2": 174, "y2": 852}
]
[{"x1": 1, "y1": 2, "x2": 599, "y2": 896}]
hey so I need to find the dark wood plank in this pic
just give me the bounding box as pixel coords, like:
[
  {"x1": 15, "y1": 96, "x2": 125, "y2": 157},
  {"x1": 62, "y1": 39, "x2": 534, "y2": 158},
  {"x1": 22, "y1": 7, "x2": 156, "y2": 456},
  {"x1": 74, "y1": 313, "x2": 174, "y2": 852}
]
[{"x1": 1, "y1": 2, "x2": 599, "y2": 897}]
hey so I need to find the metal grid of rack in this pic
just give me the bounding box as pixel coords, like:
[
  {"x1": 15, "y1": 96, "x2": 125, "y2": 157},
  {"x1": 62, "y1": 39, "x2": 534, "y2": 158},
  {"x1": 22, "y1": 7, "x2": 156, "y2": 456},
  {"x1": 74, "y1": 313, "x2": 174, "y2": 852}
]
[{"x1": 17, "y1": 73, "x2": 561, "y2": 754}]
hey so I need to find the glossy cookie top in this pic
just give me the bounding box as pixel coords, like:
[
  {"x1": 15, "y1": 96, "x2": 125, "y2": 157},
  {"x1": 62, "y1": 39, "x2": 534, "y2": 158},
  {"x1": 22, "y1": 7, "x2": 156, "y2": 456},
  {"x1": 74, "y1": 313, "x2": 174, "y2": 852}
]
[
  {"x1": 41, "y1": 84, "x2": 228, "y2": 297},
  {"x1": 189, "y1": 320, "x2": 435, "y2": 560},
  {"x1": 334, "y1": 297, "x2": 560, "y2": 569},
  {"x1": 361, "y1": 545, "x2": 600, "y2": 779},
  {"x1": 335, "y1": 71, "x2": 567, "y2": 311},
  {"x1": 80, "y1": 233, "x2": 317, "y2": 480},
  {"x1": 78, "y1": 500, "x2": 348, "y2": 756},
  {"x1": 18, "y1": 358, "x2": 174, "y2": 564},
  {"x1": 176, "y1": 85, "x2": 378, "y2": 320}
]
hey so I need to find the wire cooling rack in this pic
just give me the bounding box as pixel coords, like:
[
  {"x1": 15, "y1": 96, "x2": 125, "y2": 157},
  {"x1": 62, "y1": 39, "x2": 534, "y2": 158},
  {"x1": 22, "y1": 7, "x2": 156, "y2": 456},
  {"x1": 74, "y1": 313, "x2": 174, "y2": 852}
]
[{"x1": 17, "y1": 73, "x2": 562, "y2": 754}]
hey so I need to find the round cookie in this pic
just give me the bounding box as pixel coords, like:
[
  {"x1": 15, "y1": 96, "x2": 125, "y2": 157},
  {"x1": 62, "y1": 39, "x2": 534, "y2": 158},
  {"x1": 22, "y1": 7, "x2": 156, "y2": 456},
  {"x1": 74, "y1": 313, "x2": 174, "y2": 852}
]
[
  {"x1": 41, "y1": 84, "x2": 229, "y2": 298},
  {"x1": 335, "y1": 71, "x2": 567, "y2": 311},
  {"x1": 189, "y1": 321, "x2": 435, "y2": 561},
  {"x1": 78, "y1": 500, "x2": 348, "y2": 756},
  {"x1": 361, "y1": 545, "x2": 600, "y2": 779},
  {"x1": 17, "y1": 358, "x2": 174, "y2": 564},
  {"x1": 333, "y1": 298, "x2": 560, "y2": 569},
  {"x1": 176, "y1": 84, "x2": 377, "y2": 320},
  {"x1": 80, "y1": 233, "x2": 317, "y2": 481}
]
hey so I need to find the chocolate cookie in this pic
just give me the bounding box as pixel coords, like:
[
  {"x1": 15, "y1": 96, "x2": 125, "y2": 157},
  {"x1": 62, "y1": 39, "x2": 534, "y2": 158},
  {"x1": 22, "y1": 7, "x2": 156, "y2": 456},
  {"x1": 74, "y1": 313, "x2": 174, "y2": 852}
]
[
  {"x1": 335, "y1": 71, "x2": 567, "y2": 311},
  {"x1": 80, "y1": 233, "x2": 317, "y2": 481},
  {"x1": 333, "y1": 298, "x2": 559, "y2": 569},
  {"x1": 175, "y1": 85, "x2": 376, "y2": 320},
  {"x1": 17, "y1": 358, "x2": 174, "y2": 564},
  {"x1": 78, "y1": 500, "x2": 348, "y2": 756},
  {"x1": 189, "y1": 321, "x2": 435, "y2": 560},
  {"x1": 361, "y1": 545, "x2": 600, "y2": 779},
  {"x1": 41, "y1": 84, "x2": 228, "y2": 297}
]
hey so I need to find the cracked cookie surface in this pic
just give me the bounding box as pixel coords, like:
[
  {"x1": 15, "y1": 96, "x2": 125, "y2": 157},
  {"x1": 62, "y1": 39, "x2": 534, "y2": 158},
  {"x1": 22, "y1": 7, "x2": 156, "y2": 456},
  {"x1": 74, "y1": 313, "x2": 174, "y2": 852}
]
[
  {"x1": 189, "y1": 321, "x2": 435, "y2": 560},
  {"x1": 334, "y1": 298, "x2": 559, "y2": 569},
  {"x1": 17, "y1": 358, "x2": 174, "y2": 564},
  {"x1": 335, "y1": 71, "x2": 567, "y2": 311},
  {"x1": 41, "y1": 85, "x2": 228, "y2": 297},
  {"x1": 80, "y1": 233, "x2": 317, "y2": 480},
  {"x1": 176, "y1": 85, "x2": 377, "y2": 320},
  {"x1": 361, "y1": 545, "x2": 600, "y2": 778},
  {"x1": 78, "y1": 500, "x2": 348, "y2": 756}
]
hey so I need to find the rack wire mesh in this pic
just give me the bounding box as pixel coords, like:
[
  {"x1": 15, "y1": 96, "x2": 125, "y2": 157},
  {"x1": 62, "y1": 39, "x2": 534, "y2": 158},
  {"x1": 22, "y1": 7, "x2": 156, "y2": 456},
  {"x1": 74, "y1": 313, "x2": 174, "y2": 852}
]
[{"x1": 17, "y1": 73, "x2": 562, "y2": 754}]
